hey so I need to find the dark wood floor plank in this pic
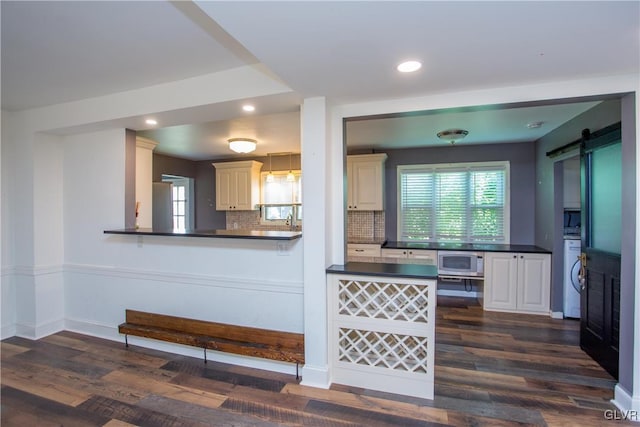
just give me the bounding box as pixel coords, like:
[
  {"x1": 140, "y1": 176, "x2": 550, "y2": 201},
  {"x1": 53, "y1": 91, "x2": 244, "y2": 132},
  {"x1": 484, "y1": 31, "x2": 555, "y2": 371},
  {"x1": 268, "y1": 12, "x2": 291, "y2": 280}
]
[
  {"x1": 304, "y1": 399, "x2": 449, "y2": 427},
  {"x1": 2, "y1": 356, "x2": 146, "y2": 405},
  {"x1": 162, "y1": 358, "x2": 287, "y2": 392},
  {"x1": 76, "y1": 395, "x2": 208, "y2": 427},
  {"x1": 283, "y1": 383, "x2": 451, "y2": 425},
  {"x1": 103, "y1": 369, "x2": 228, "y2": 408},
  {"x1": 0, "y1": 296, "x2": 622, "y2": 426},
  {"x1": 138, "y1": 394, "x2": 285, "y2": 427},
  {"x1": 1, "y1": 361, "x2": 92, "y2": 406},
  {"x1": 221, "y1": 397, "x2": 361, "y2": 426},
  {"x1": 1, "y1": 385, "x2": 109, "y2": 426},
  {"x1": 0, "y1": 341, "x2": 30, "y2": 359}
]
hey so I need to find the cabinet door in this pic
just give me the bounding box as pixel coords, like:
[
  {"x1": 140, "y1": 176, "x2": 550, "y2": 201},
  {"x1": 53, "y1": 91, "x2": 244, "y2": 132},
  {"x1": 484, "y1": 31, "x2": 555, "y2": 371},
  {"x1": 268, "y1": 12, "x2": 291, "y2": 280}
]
[
  {"x1": 517, "y1": 253, "x2": 551, "y2": 313},
  {"x1": 407, "y1": 250, "x2": 437, "y2": 265},
  {"x1": 346, "y1": 161, "x2": 355, "y2": 209},
  {"x1": 351, "y1": 161, "x2": 383, "y2": 210},
  {"x1": 234, "y1": 168, "x2": 253, "y2": 210},
  {"x1": 484, "y1": 252, "x2": 518, "y2": 311},
  {"x1": 216, "y1": 169, "x2": 235, "y2": 210},
  {"x1": 381, "y1": 248, "x2": 408, "y2": 259}
]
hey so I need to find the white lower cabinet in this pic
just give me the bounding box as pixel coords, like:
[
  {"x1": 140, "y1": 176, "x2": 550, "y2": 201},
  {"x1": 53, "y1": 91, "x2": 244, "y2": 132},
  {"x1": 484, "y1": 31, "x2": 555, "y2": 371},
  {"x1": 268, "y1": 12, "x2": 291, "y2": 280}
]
[
  {"x1": 380, "y1": 248, "x2": 437, "y2": 265},
  {"x1": 327, "y1": 273, "x2": 436, "y2": 399},
  {"x1": 347, "y1": 244, "x2": 381, "y2": 262},
  {"x1": 484, "y1": 252, "x2": 551, "y2": 314}
]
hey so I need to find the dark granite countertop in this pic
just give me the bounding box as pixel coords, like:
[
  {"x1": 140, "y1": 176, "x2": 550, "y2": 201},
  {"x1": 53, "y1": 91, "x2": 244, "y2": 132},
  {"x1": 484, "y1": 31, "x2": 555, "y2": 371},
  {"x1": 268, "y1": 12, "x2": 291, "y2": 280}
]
[
  {"x1": 383, "y1": 241, "x2": 551, "y2": 254},
  {"x1": 327, "y1": 262, "x2": 438, "y2": 279},
  {"x1": 104, "y1": 228, "x2": 302, "y2": 241}
]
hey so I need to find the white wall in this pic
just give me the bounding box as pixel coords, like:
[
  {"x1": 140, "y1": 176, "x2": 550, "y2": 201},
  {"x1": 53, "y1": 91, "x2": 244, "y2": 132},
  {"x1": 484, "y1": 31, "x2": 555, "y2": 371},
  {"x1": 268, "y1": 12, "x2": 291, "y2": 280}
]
[{"x1": 62, "y1": 128, "x2": 304, "y2": 372}]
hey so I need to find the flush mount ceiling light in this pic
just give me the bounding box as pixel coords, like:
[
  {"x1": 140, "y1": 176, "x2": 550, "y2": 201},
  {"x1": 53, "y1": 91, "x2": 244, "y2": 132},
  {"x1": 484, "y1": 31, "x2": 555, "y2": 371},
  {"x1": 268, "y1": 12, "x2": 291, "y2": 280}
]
[
  {"x1": 526, "y1": 121, "x2": 544, "y2": 129},
  {"x1": 397, "y1": 60, "x2": 422, "y2": 73},
  {"x1": 145, "y1": 119, "x2": 158, "y2": 125},
  {"x1": 437, "y1": 129, "x2": 469, "y2": 145},
  {"x1": 242, "y1": 104, "x2": 255, "y2": 112},
  {"x1": 228, "y1": 138, "x2": 257, "y2": 153}
]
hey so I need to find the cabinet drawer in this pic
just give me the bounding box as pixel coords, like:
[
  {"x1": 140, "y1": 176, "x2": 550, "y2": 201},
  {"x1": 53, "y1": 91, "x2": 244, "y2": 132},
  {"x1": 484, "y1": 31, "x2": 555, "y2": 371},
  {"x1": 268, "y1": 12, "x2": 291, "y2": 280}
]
[
  {"x1": 407, "y1": 249, "x2": 437, "y2": 263},
  {"x1": 381, "y1": 248, "x2": 408, "y2": 258},
  {"x1": 347, "y1": 244, "x2": 381, "y2": 257}
]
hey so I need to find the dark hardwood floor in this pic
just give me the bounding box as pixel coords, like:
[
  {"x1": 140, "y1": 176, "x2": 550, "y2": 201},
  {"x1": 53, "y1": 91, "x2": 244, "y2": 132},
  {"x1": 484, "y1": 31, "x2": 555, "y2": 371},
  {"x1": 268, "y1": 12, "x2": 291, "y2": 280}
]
[{"x1": 1, "y1": 297, "x2": 632, "y2": 426}]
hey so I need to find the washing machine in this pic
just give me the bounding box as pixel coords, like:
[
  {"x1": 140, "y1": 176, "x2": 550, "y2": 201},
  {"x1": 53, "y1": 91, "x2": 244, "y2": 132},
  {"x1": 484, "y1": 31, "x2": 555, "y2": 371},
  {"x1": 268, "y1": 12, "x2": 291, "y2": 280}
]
[{"x1": 563, "y1": 238, "x2": 582, "y2": 319}]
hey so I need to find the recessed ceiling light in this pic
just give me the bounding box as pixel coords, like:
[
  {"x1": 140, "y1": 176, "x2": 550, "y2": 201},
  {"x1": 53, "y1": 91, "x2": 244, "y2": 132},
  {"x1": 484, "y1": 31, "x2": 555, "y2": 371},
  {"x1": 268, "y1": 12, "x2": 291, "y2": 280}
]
[
  {"x1": 397, "y1": 60, "x2": 422, "y2": 73},
  {"x1": 145, "y1": 119, "x2": 157, "y2": 125},
  {"x1": 526, "y1": 121, "x2": 544, "y2": 129},
  {"x1": 242, "y1": 105, "x2": 255, "y2": 112}
]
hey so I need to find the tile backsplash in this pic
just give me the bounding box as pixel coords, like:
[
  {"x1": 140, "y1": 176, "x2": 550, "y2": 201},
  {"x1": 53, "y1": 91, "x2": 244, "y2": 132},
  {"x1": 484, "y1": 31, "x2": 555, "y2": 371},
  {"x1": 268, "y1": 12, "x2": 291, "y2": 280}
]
[
  {"x1": 347, "y1": 211, "x2": 385, "y2": 242},
  {"x1": 226, "y1": 211, "x2": 301, "y2": 231}
]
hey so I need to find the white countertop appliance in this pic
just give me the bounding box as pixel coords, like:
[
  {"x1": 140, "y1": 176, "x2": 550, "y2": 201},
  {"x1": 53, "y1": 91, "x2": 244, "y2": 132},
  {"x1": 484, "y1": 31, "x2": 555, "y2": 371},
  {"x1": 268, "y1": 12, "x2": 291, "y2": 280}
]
[
  {"x1": 438, "y1": 251, "x2": 484, "y2": 277},
  {"x1": 563, "y1": 239, "x2": 581, "y2": 319}
]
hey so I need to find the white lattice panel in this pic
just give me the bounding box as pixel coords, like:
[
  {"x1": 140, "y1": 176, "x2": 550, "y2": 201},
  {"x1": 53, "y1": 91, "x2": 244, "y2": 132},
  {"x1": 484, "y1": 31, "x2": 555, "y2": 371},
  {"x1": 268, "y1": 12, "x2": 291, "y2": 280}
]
[
  {"x1": 338, "y1": 279, "x2": 429, "y2": 322},
  {"x1": 338, "y1": 328, "x2": 429, "y2": 373},
  {"x1": 328, "y1": 273, "x2": 436, "y2": 399}
]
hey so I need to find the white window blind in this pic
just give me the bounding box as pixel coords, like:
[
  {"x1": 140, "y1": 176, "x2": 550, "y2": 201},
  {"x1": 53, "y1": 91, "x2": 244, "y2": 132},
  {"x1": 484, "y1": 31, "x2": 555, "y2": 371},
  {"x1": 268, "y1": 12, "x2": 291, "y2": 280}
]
[
  {"x1": 398, "y1": 162, "x2": 509, "y2": 243},
  {"x1": 261, "y1": 171, "x2": 302, "y2": 221}
]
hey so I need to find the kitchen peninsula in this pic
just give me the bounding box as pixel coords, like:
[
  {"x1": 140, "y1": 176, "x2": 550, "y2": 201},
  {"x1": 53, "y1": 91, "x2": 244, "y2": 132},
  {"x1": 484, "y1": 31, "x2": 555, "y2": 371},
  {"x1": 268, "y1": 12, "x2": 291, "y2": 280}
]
[
  {"x1": 326, "y1": 262, "x2": 437, "y2": 399},
  {"x1": 104, "y1": 228, "x2": 302, "y2": 240}
]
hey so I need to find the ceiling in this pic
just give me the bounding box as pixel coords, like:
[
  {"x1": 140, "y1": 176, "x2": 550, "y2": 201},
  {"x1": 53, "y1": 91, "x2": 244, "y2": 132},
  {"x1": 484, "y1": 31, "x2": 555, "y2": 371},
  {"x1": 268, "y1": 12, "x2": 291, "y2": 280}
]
[{"x1": 2, "y1": 1, "x2": 638, "y2": 159}]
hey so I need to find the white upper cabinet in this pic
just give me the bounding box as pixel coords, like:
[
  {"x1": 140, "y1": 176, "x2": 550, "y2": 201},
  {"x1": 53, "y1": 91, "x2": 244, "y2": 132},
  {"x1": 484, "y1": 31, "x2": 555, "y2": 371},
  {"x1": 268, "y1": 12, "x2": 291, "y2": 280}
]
[
  {"x1": 347, "y1": 153, "x2": 387, "y2": 211},
  {"x1": 212, "y1": 160, "x2": 262, "y2": 211}
]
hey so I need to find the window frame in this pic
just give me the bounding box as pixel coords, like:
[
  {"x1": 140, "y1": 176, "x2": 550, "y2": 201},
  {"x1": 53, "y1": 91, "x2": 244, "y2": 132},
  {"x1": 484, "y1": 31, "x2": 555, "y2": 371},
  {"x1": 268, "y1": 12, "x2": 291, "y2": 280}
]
[
  {"x1": 260, "y1": 170, "x2": 302, "y2": 225},
  {"x1": 396, "y1": 161, "x2": 510, "y2": 243},
  {"x1": 161, "y1": 174, "x2": 194, "y2": 231}
]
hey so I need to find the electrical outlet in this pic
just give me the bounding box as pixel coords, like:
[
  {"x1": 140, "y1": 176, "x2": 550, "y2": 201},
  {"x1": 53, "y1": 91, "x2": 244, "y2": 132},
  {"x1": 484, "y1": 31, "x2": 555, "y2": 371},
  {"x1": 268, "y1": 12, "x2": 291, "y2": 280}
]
[{"x1": 277, "y1": 241, "x2": 289, "y2": 255}]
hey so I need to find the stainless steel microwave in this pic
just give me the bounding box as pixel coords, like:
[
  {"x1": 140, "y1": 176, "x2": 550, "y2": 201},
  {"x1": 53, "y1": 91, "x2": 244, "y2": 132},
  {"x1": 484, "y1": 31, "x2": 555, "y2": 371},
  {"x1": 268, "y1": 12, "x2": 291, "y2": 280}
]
[{"x1": 437, "y1": 251, "x2": 484, "y2": 277}]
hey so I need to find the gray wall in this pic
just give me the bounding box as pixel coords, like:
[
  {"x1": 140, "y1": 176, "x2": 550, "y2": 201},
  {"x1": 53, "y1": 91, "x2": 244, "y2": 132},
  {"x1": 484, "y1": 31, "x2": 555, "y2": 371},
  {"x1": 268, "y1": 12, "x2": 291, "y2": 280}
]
[
  {"x1": 152, "y1": 153, "x2": 302, "y2": 230},
  {"x1": 534, "y1": 99, "x2": 621, "y2": 314},
  {"x1": 373, "y1": 142, "x2": 536, "y2": 243},
  {"x1": 194, "y1": 160, "x2": 225, "y2": 230},
  {"x1": 153, "y1": 153, "x2": 197, "y2": 182}
]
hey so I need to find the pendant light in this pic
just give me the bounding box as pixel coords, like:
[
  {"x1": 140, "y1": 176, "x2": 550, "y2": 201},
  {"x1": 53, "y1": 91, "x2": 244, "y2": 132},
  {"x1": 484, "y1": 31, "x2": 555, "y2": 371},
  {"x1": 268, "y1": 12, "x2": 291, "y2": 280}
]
[
  {"x1": 266, "y1": 153, "x2": 275, "y2": 183},
  {"x1": 286, "y1": 152, "x2": 295, "y2": 182}
]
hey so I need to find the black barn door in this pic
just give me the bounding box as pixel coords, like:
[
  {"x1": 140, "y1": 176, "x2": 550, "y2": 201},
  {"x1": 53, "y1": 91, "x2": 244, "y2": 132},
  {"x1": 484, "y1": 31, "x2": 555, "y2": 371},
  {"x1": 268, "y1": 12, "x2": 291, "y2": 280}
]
[{"x1": 579, "y1": 123, "x2": 621, "y2": 379}]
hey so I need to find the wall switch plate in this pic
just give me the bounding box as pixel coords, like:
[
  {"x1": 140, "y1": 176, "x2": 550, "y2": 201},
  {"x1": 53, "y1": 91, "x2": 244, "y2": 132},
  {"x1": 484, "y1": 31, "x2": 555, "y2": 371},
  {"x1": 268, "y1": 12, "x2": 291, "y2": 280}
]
[{"x1": 277, "y1": 241, "x2": 289, "y2": 255}]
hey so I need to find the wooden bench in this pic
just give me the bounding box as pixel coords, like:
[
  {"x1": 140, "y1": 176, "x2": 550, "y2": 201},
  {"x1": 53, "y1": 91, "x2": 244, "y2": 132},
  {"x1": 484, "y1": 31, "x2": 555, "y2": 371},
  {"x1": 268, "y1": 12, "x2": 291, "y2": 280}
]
[{"x1": 118, "y1": 309, "x2": 305, "y2": 378}]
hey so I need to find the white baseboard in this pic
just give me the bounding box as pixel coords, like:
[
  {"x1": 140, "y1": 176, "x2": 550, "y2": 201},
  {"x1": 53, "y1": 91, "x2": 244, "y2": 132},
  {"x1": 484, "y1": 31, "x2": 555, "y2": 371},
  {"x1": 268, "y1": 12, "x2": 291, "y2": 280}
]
[
  {"x1": 65, "y1": 317, "x2": 298, "y2": 376},
  {"x1": 612, "y1": 384, "x2": 640, "y2": 422},
  {"x1": 550, "y1": 311, "x2": 564, "y2": 319},
  {"x1": 14, "y1": 318, "x2": 64, "y2": 340},
  {"x1": 300, "y1": 364, "x2": 330, "y2": 389}
]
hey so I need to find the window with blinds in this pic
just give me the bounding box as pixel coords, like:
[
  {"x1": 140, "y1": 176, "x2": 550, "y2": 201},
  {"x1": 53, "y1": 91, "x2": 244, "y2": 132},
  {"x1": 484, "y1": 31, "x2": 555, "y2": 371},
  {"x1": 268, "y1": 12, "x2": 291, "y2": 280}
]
[
  {"x1": 398, "y1": 162, "x2": 509, "y2": 243},
  {"x1": 260, "y1": 171, "x2": 302, "y2": 222}
]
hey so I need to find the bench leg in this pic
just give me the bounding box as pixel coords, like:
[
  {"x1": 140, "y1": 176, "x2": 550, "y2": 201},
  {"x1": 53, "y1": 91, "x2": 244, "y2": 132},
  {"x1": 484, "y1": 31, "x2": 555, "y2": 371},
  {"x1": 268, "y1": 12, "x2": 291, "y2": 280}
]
[
  {"x1": 125, "y1": 335, "x2": 128, "y2": 348},
  {"x1": 203, "y1": 347, "x2": 207, "y2": 364},
  {"x1": 296, "y1": 363, "x2": 299, "y2": 381}
]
